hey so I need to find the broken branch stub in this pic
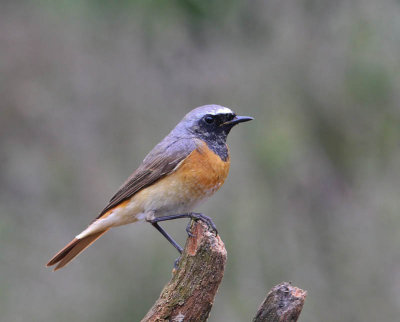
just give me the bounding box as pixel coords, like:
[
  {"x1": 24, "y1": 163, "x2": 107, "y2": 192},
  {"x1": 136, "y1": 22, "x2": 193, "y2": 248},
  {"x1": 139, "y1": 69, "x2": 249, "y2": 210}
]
[{"x1": 142, "y1": 220, "x2": 227, "y2": 322}]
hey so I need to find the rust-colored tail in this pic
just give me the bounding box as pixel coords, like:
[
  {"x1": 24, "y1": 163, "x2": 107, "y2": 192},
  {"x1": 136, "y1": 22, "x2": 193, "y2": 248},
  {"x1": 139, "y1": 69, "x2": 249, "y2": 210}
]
[{"x1": 47, "y1": 229, "x2": 109, "y2": 271}]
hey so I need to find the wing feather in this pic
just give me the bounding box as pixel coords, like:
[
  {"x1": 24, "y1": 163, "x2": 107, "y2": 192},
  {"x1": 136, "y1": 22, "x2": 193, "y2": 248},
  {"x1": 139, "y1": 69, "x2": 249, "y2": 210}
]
[{"x1": 96, "y1": 137, "x2": 196, "y2": 218}]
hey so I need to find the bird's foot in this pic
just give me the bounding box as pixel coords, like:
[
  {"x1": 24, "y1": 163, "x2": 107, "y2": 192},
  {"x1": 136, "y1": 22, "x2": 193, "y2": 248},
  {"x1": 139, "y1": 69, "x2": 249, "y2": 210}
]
[
  {"x1": 186, "y1": 219, "x2": 194, "y2": 237},
  {"x1": 174, "y1": 256, "x2": 181, "y2": 269},
  {"x1": 189, "y1": 213, "x2": 218, "y2": 235}
]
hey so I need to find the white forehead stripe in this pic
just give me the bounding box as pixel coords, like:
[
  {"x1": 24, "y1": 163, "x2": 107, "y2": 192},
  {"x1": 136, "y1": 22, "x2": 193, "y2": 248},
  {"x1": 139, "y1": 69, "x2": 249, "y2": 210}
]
[{"x1": 210, "y1": 106, "x2": 233, "y2": 115}]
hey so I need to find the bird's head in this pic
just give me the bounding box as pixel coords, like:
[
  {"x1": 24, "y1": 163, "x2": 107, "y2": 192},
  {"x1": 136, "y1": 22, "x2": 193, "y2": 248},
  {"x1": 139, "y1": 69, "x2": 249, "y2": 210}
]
[{"x1": 178, "y1": 105, "x2": 253, "y2": 142}]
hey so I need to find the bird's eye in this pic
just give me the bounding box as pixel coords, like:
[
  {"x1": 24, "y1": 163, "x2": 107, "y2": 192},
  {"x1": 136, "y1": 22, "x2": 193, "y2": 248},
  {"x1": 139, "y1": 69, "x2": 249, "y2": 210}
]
[
  {"x1": 204, "y1": 115, "x2": 214, "y2": 124},
  {"x1": 227, "y1": 114, "x2": 235, "y2": 121}
]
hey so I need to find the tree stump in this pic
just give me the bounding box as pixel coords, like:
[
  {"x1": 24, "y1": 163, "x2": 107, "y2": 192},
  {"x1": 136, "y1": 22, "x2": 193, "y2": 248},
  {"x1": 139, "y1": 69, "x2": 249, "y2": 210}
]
[{"x1": 142, "y1": 220, "x2": 227, "y2": 322}]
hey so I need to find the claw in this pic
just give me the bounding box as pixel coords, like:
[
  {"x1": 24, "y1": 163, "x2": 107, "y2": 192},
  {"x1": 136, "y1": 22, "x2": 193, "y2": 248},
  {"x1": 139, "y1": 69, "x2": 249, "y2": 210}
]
[
  {"x1": 191, "y1": 213, "x2": 218, "y2": 235},
  {"x1": 186, "y1": 220, "x2": 194, "y2": 237},
  {"x1": 174, "y1": 256, "x2": 181, "y2": 269}
]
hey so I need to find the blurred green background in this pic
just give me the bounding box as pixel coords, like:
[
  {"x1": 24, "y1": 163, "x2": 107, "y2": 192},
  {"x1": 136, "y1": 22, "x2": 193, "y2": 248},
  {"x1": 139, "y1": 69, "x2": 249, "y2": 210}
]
[{"x1": 1, "y1": 0, "x2": 400, "y2": 321}]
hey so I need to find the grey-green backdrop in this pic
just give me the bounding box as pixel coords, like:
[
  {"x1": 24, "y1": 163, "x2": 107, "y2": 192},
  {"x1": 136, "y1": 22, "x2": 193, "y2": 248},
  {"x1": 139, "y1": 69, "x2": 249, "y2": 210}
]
[{"x1": 1, "y1": 1, "x2": 400, "y2": 321}]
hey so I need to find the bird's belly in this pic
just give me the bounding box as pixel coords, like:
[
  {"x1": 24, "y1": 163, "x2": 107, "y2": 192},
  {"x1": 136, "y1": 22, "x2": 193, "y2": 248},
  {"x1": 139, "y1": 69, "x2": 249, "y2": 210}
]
[{"x1": 136, "y1": 143, "x2": 230, "y2": 217}]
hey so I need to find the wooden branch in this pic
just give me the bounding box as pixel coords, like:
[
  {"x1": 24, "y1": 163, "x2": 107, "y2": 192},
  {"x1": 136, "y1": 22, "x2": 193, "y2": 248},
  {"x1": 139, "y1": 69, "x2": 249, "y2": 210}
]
[
  {"x1": 142, "y1": 220, "x2": 227, "y2": 322},
  {"x1": 253, "y1": 282, "x2": 307, "y2": 322}
]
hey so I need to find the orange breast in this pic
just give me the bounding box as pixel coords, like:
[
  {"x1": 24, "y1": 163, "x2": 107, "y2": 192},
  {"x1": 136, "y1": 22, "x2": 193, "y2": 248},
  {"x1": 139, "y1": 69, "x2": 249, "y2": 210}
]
[{"x1": 174, "y1": 140, "x2": 230, "y2": 198}]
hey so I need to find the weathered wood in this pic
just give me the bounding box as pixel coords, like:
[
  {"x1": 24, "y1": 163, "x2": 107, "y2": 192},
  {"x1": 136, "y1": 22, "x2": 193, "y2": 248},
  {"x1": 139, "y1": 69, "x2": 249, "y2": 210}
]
[
  {"x1": 142, "y1": 220, "x2": 227, "y2": 322},
  {"x1": 253, "y1": 282, "x2": 307, "y2": 322}
]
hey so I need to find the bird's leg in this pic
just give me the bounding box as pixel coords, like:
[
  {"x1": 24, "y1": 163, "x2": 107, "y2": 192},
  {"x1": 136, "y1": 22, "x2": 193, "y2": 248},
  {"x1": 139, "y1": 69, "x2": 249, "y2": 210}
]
[
  {"x1": 150, "y1": 213, "x2": 218, "y2": 235},
  {"x1": 151, "y1": 222, "x2": 183, "y2": 254},
  {"x1": 150, "y1": 213, "x2": 217, "y2": 269}
]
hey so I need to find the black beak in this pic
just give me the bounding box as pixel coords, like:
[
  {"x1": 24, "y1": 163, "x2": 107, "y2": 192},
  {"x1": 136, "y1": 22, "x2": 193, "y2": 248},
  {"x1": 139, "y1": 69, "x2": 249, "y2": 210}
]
[{"x1": 223, "y1": 115, "x2": 254, "y2": 126}]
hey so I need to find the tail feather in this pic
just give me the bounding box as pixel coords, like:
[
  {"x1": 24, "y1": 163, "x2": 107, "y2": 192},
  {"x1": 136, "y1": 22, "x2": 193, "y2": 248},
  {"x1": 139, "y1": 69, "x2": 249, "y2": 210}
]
[{"x1": 47, "y1": 229, "x2": 109, "y2": 271}]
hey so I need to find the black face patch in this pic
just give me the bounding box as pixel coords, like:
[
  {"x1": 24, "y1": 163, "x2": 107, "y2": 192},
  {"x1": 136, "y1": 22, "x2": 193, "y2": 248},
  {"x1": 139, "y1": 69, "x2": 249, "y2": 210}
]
[
  {"x1": 200, "y1": 113, "x2": 235, "y2": 128},
  {"x1": 192, "y1": 113, "x2": 236, "y2": 161}
]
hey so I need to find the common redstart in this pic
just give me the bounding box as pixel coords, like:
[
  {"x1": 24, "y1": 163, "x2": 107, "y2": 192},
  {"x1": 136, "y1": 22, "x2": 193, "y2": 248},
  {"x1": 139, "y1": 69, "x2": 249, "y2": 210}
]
[{"x1": 47, "y1": 105, "x2": 253, "y2": 271}]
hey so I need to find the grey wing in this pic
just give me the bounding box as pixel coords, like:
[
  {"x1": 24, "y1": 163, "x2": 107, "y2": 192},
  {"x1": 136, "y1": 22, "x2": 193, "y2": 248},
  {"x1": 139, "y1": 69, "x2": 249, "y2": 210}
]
[{"x1": 96, "y1": 137, "x2": 196, "y2": 218}]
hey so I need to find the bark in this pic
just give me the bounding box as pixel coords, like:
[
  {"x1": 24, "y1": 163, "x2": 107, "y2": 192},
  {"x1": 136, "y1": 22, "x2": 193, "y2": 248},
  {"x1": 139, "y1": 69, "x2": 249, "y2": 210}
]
[
  {"x1": 142, "y1": 220, "x2": 227, "y2": 322},
  {"x1": 253, "y1": 282, "x2": 307, "y2": 322}
]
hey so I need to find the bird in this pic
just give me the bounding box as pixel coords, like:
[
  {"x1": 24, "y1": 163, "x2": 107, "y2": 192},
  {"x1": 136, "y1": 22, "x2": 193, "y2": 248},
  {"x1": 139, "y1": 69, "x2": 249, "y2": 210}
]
[{"x1": 47, "y1": 104, "x2": 253, "y2": 271}]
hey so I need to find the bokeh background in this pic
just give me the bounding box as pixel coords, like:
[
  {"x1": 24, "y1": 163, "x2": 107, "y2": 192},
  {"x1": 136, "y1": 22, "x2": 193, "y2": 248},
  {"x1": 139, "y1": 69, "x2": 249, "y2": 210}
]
[{"x1": 1, "y1": 1, "x2": 400, "y2": 321}]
